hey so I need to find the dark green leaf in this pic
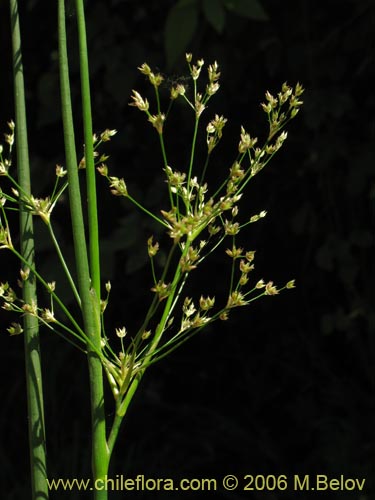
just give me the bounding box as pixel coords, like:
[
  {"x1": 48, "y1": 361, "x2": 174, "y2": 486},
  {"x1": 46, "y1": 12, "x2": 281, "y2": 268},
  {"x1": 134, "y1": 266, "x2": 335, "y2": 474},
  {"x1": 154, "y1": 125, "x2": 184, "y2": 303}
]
[
  {"x1": 224, "y1": 0, "x2": 268, "y2": 21},
  {"x1": 202, "y1": 0, "x2": 226, "y2": 33},
  {"x1": 165, "y1": 0, "x2": 199, "y2": 69}
]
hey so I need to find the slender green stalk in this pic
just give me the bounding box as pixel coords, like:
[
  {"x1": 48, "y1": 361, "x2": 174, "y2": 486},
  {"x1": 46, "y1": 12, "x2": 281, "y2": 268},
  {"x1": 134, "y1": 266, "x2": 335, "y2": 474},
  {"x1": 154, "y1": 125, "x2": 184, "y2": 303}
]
[
  {"x1": 116, "y1": 243, "x2": 190, "y2": 419},
  {"x1": 9, "y1": 0, "x2": 48, "y2": 498},
  {"x1": 58, "y1": 2, "x2": 109, "y2": 498},
  {"x1": 186, "y1": 118, "x2": 200, "y2": 197},
  {"x1": 75, "y1": 0, "x2": 101, "y2": 302},
  {"x1": 47, "y1": 223, "x2": 81, "y2": 306}
]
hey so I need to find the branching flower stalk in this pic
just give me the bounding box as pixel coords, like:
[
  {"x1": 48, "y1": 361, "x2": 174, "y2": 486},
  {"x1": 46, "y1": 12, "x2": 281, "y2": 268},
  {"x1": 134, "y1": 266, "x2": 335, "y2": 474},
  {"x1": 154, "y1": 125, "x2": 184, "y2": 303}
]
[
  {"x1": 99, "y1": 56, "x2": 303, "y2": 427},
  {"x1": 1, "y1": 3, "x2": 303, "y2": 496}
]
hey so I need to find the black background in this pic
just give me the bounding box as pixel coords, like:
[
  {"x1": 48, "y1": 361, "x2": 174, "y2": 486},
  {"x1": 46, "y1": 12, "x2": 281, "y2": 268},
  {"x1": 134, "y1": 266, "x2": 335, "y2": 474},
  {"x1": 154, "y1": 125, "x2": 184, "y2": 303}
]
[{"x1": 0, "y1": 0, "x2": 374, "y2": 498}]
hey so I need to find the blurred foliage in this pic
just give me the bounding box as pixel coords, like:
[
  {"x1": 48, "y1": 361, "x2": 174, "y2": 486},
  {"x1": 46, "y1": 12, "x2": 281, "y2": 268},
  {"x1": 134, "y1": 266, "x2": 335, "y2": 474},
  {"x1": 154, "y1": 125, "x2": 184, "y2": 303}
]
[{"x1": 1, "y1": 0, "x2": 374, "y2": 498}]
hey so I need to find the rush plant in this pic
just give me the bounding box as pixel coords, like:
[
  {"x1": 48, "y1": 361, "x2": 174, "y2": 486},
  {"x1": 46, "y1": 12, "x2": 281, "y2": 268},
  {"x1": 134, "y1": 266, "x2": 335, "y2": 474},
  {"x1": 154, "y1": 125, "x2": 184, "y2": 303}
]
[{"x1": 1, "y1": 1, "x2": 303, "y2": 499}]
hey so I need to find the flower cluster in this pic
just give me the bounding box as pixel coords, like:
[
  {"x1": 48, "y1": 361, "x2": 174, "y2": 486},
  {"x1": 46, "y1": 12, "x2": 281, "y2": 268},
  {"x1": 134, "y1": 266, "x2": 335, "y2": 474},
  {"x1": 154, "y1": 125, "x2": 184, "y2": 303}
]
[
  {"x1": 0, "y1": 121, "x2": 14, "y2": 176},
  {"x1": 0, "y1": 278, "x2": 61, "y2": 337},
  {"x1": 179, "y1": 295, "x2": 214, "y2": 333},
  {"x1": 96, "y1": 56, "x2": 303, "y2": 375},
  {"x1": 0, "y1": 56, "x2": 303, "y2": 417}
]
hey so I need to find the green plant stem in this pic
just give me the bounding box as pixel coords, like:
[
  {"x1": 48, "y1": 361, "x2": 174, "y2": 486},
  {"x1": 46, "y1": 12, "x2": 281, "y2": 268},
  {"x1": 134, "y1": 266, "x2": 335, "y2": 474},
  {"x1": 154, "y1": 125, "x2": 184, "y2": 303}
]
[
  {"x1": 187, "y1": 118, "x2": 200, "y2": 198},
  {"x1": 126, "y1": 192, "x2": 168, "y2": 227},
  {"x1": 75, "y1": 0, "x2": 101, "y2": 303},
  {"x1": 116, "y1": 243, "x2": 190, "y2": 420},
  {"x1": 58, "y1": 2, "x2": 109, "y2": 498},
  {"x1": 107, "y1": 412, "x2": 125, "y2": 458},
  {"x1": 47, "y1": 223, "x2": 81, "y2": 306},
  {"x1": 158, "y1": 132, "x2": 175, "y2": 206},
  {"x1": 9, "y1": 0, "x2": 48, "y2": 498}
]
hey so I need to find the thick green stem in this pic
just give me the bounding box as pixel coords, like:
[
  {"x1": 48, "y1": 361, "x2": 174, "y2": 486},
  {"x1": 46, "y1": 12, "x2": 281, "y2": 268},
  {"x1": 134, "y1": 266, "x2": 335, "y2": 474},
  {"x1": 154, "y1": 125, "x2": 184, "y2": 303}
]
[
  {"x1": 58, "y1": 2, "x2": 109, "y2": 498},
  {"x1": 9, "y1": 0, "x2": 48, "y2": 498}
]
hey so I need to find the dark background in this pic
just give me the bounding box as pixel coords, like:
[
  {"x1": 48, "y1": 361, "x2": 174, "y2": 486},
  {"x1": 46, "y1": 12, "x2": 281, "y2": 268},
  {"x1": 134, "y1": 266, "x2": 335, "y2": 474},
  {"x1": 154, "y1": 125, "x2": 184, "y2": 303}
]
[{"x1": 0, "y1": 0, "x2": 374, "y2": 498}]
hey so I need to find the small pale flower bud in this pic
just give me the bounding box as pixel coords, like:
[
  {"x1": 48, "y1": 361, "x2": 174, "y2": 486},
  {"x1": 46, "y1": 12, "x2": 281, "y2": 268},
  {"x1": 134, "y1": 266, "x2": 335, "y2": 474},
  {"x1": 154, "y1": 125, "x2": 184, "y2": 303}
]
[
  {"x1": 20, "y1": 267, "x2": 30, "y2": 281},
  {"x1": 239, "y1": 274, "x2": 249, "y2": 286},
  {"x1": 250, "y1": 210, "x2": 267, "y2": 223},
  {"x1": 199, "y1": 295, "x2": 215, "y2": 311},
  {"x1": 116, "y1": 327, "x2": 127, "y2": 338},
  {"x1": 109, "y1": 177, "x2": 128, "y2": 196},
  {"x1": 149, "y1": 72, "x2": 164, "y2": 87},
  {"x1": 97, "y1": 164, "x2": 108, "y2": 176},
  {"x1": 7, "y1": 322, "x2": 23, "y2": 335},
  {"x1": 4, "y1": 133, "x2": 14, "y2": 147},
  {"x1": 206, "y1": 82, "x2": 220, "y2": 96},
  {"x1": 129, "y1": 90, "x2": 149, "y2": 112},
  {"x1": 55, "y1": 164, "x2": 67, "y2": 177},
  {"x1": 225, "y1": 245, "x2": 243, "y2": 259},
  {"x1": 148, "y1": 113, "x2": 166, "y2": 134},
  {"x1": 256, "y1": 279, "x2": 266, "y2": 289},
  {"x1": 42, "y1": 309, "x2": 56, "y2": 323},
  {"x1": 138, "y1": 63, "x2": 152, "y2": 76},
  {"x1": 224, "y1": 220, "x2": 240, "y2": 236},
  {"x1": 227, "y1": 291, "x2": 247, "y2": 308},
  {"x1": 100, "y1": 129, "x2": 117, "y2": 142},
  {"x1": 265, "y1": 90, "x2": 278, "y2": 108},
  {"x1": 22, "y1": 300, "x2": 38, "y2": 316},
  {"x1": 147, "y1": 236, "x2": 159, "y2": 257},
  {"x1": 207, "y1": 61, "x2": 220, "y2": 82},
  {"x1": 142, "y1": 330, "x2": 151, "y2": 340},
  {"x1": 239, "y1": 259, "x2": 254, "y2": 274},
  {"x1": 245, "y1": 251, "x2": 256, "y2": 262},
  {"x1": 286, "y1": 279, "x2": 296, "y2": 289},
  {"x1": 265, "y1": 281, "x2": 279, "y2": 295}
]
